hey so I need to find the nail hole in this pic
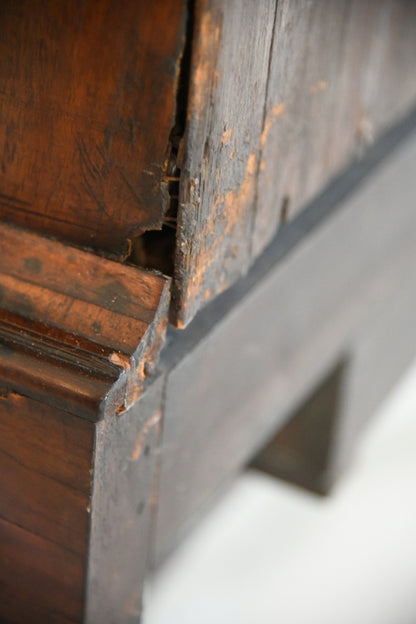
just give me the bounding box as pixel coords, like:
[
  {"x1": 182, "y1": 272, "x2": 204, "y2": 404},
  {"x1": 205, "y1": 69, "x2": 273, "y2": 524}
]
[{"x1": 280, "y1": 195, "x2": 290, "y2": 224}]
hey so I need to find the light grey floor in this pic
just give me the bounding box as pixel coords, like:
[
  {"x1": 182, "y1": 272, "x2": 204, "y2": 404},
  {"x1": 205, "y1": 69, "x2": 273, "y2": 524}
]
[{"x1": 144, "y1": 359, "x2": 416, "y2": 624}]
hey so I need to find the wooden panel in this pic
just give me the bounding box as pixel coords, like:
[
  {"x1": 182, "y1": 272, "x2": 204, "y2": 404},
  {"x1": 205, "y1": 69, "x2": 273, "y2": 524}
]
[
  {"x1": 253, "y1": 0, "x2": 416, "y2": 255},
  {"x1": 0, "y1": 393, "x2": 94, "y2": 623},
  {"x1": 172, "y1": 0, "x2": 276, "y2": 327},
  {"x1": 86, "y1": 377, "x2": 164, "y2": 624},
  {"x1": 0, "y1": 393, "x2": 93, "y2": 555},
  {"x1": 153, "y1": 121, "x2": 416, "y2": 563},
  {"x1": 0, "y1": 393, "x2": 93, "y2": 492},
  {"x1": 0, "y1": 0, "x2": 186, "y2": 253},
  {"x1": 174, "y1": 0, "x2": 416, "y2": 326},
  {"x1": 0, "y1": 518, "x2": 84, "y2": 623}
]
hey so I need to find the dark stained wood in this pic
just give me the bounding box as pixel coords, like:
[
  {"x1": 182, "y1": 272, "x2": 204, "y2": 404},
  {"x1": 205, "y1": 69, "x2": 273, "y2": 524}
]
[
  {"x1": 0, "y1": 0, "x2": 187, "y2": 254},
  {"x1": 1, "y1": 5, "x2": 416, "y2": 619},
  {"x1": 0, "y1": 517, "x2": 84, "y2": 623},
  {"x1": 0, "y1": 374, "x2": 165, "y2": 624},
  {"x1": 0, "y1": 298, "x2": 166, "y2": 623},
  {"x1": 0, "y1": 393, "x2": 93, "y2": 623},
  {"x1": 0, "y1": 346, "x2": 165, "y2": 623},
  {"x1": 0, "y1": 217, "x2": 169, "y2": 621},
  {"x1": 172, "y1": 0, "x2": 277, "y2": 327},
  {"x1": 173, "y1": 0, "x2": 416, "y2": 326},
  {"x1": 0, "y1": 433, "x2": 88, "y2": 556},
  {"x1": 3, "y1": 117, "x2": 416, "y2": 617},
  {"x1": 0, "y1": 393, "x2": 93, "y2": 492},
  {"x1": 0, "y1": 222, "x2": 171, "y2": 418},
  {"x1": 152, "y1": 120, "x2": 416, "y2": 563},
  {"x1": 86, "y1": 377, "x2": 164, "y2": 624},
  {"x1": 253, "y1": 0, "x2": 416, "y2": 255}
]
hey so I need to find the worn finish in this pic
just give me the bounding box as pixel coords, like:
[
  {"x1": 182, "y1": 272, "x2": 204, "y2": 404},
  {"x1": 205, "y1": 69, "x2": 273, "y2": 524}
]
[
  {"x1": 0, "y1": 0, "x2": 186, "y2": 254},
  {"x1": 2, "y1": 4, "x2": 416, "y2": 619},
  {"x1": 0, "y1": 393, "x2": 94, "y2": 624},
  {"x1": 172, "y1": 0, "x2": 276, "y2": 326},
  {"x1": 0, "y1": 225, "x2": 169, "y2": 620},
  {"x1": 253, "y1": 0, "x2": 416, "y2": 255},
  {"x1": 86, "y1": 378, "x2": 164, "y2": 624},
  {"x1": 174, "y1": 0, "x2": 416, "y2": 326},
  {"x1": 0, "y1": 202, "x2": 170, "y2": 620},
  {"x1": 0, "y1": 379, "x2": 165, "y2": 623},
  {"x1": 153, "y1": 121, "x2": 416, "y2": 563},
  {"x1": 0, "y1": 222, "x2": 170, "y2": 418}
]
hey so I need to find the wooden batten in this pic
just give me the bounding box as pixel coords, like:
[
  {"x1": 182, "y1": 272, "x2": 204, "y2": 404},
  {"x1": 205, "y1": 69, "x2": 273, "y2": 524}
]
[{"x1": 0, "y1": 222, "x2": 171, "y2": 420}]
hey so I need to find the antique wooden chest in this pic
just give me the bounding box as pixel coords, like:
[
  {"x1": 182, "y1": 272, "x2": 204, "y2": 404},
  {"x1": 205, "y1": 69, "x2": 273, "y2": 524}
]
[{"x1": 1, "y1": 1, "x2": 416, "y2": 621}]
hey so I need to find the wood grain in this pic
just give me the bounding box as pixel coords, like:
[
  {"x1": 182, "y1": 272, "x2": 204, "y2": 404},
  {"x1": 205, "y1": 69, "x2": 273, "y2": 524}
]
[
  {"x1": 174, "y1": 0, "x2": 416, "y2": 326},
  {"x1": 0, "y1": 0, "x2": 186, "y2": 254},
  {"x1": 0, "y1": 222, "x2": 170, "y2": 620},
  {"x1": 0, "y1": 393, "x2": 93, "y2": 623},
  {"x1": 153, "y1": 122, "x2": 416, "y2": 563},
  {"x1": 172, "y1": 0, "x2": 277, "y2": 326},
  {"x1": 0, "y1": 223, "x2": 171, "y2": 418},
  {"x1": 252, "y1": 363, "x2": 347, "y2": 495}
]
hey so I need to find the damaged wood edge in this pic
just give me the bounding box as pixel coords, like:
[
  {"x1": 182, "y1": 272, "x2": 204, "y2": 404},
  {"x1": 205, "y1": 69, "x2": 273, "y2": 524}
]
[
  {"x1": 0, "y1": 227, "x2": 171, "y2": 422},
  {"x1": 129, "y1": 0, "x2": 195, "y2": 277},
  {"x1": 170, "y1": 0, "x2": 222, "y2": 328},
  {"x1": 105, "y1": 280, "x2": 171, "y2": 418},
  {"x1": 170, "y1": 0, "x2": 279, "y2": 329},
  {"x1": 0, "y1": 285, "x2": 170, "y2": 421}
]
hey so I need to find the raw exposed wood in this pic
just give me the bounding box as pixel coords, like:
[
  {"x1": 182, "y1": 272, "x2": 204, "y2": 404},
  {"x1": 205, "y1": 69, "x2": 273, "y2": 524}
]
[
  {"x1": 0, "y1": 393, "x2": 93, "y2": 623},
  {"x1": 172, "y1": 0, "x2": 277, "y2": 326},
  {"x1": 253, "y1": 0, "x2": 416, "y2": 255},
  {"x1": 0, "y1": 0, "x2": 186, "y2": 254},
  {"x1": 174, "y1": 0, "x2": 416, "y2": 326},
  {"x1": 0, "y1": 222, "x2": 171, "y2": 418},
  {"x1": 252, "y1": 363, "x2": 347, "y2": 495}
]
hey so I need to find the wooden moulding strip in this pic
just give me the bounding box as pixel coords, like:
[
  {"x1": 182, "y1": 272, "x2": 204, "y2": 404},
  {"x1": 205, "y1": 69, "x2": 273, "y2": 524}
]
[{"x1": 0, "y1": 222, "x2": 171, "y2": 420}]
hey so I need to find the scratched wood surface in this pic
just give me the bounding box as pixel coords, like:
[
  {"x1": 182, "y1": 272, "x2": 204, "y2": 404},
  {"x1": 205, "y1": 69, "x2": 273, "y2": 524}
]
[
  {"x1": 253, "y1": 0, "x2": 416, "y2": 255},
  {"x1": 172, "y1": 0, "x2": 277, "y2": 326},
  {"x1": 173, "y1": 0, "x2": 416, "y2": 326},
  {"x1": 0, "y1": 220, "x2": 169, "y2": 620},
  {"x1": 0, "y1": 222, "x2": 170, "y2": 418},
  {"x1": 0, "y1": 0, "x2": 186, "y2": 254},
  {"x1": 0, "y1": 392, "x2": 94, "y2": 623},
  {"x1": 153, "y1": 120, "x2": 416, "y2": 562}
]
